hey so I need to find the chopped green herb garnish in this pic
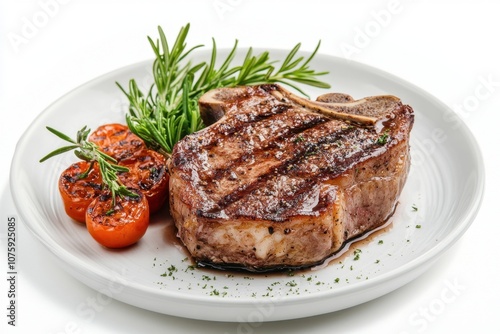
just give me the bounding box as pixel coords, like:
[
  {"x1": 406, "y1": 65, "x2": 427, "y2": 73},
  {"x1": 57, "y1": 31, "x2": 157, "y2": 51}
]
[
  {"x1": 353, "y1": 249, "x2": 362, "y2": 261},
  {"x1": 294, "y1": 135, "x2": 305, "y2": 143},
  {"x1": 376, "y1": 130, "x2": 390, "y2": 145}
]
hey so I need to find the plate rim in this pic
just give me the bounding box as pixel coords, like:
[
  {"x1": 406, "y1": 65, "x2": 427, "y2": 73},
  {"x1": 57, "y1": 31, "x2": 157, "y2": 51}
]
[{"x1": 9, "y1": 49, "x2": 486, "y2": 318}]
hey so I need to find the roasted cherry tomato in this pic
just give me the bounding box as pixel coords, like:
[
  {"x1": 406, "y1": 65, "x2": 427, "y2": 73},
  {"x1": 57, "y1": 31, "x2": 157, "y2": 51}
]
[
  {"x1": 118, "y1": 149, "x2": 169, "y2": 213},
  {"x1": 58, "y1": 161, "x2": 102, "y2": 223},
  {"x1": 85, "y1": 188, "x2": 149, "y2": 248},
  {"x1": 88, "y1": 123, "x2": 145, "y2": 162}
]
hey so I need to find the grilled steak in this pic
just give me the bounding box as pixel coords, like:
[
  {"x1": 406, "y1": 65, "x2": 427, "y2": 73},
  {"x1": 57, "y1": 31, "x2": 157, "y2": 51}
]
[{"x1": 169, "y1": 84, "x2": 414, "y2": 272}]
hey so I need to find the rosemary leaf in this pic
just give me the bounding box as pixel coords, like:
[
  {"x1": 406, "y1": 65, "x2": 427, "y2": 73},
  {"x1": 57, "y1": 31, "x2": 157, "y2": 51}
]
[{"x1": 39, "y1": 145, "x2": 80, "y2": 163}]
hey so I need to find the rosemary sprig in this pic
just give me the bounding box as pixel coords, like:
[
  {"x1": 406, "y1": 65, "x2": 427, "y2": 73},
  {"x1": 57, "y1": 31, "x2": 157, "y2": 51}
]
[
  {"x1": 40, "y1": 126, "x2": 137, "y2": 205},
  {"x1": 118, "y1": 23, "x2": 331, "y2": 155}
]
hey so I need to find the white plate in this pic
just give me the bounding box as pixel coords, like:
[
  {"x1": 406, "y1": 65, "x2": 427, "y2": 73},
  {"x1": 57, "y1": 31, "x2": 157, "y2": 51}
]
[{"x1": 10, "y1": 50, "x2": 484, "y2": 322}]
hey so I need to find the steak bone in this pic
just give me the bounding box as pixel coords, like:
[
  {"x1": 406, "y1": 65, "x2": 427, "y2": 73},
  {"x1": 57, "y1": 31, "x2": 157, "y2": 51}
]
[{"x1": 199, "y1": 84, "x2": 401, "y2": 126}]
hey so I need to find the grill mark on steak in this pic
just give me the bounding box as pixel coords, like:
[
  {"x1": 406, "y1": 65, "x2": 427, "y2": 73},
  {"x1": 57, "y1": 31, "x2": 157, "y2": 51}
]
[
  {"x1": 208, "y1": 122, "x2": 361, "y2": 214},
  {"x1": 212, "y1": 102, "x2": 293, "y2": 138},
  {"x1": 198, "y1": 115, "x2": 391, "y2": 219},
  {"x1": 205, "y1": 114, "x2": 329, "y2": 177},
  {"x1": 220, "y1": 124, "x2": 391, "y2": 221}
]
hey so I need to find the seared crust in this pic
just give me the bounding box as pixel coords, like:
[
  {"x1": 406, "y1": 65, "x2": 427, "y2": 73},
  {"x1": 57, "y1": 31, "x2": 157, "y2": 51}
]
[{"x1": 169, "y1": 84, "x2": 414, "y2": 271}]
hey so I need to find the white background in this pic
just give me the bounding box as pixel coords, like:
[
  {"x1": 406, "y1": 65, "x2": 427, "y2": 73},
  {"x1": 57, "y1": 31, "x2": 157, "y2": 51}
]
[{"x1": 1, "y1": 0, "x2": 499, "y2": 333}]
